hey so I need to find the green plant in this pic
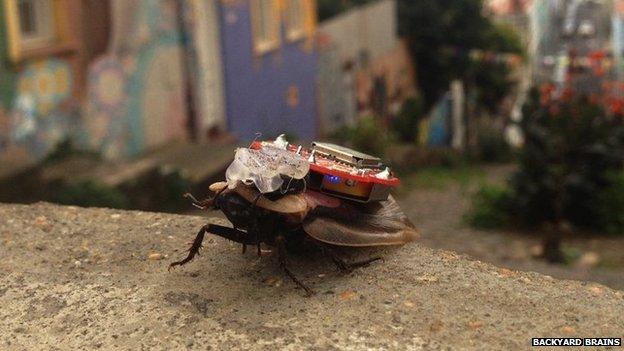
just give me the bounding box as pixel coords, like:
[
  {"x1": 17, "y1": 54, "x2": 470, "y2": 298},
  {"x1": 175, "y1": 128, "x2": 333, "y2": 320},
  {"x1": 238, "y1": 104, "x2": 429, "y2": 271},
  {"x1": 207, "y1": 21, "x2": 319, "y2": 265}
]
[
  {"x1": 398, "y1": 0, "x2": 523, "y2": 109},
  {"x1": 464, "y1": 184, "x2": 512, "y2": 229},
  {"x1": 157, "y1": 168, "x2": 193, "y2": 212},
  {"x1": 594, "y1": 172, "x2": 624, "y2": 234},
  {"x1": 51, "y1": 181, "x2": 129, "y2": 209},
  {"x1": 503, "y1": 86, "x2": 623, "y2": 261},
  {"x1": 42, "y1": 138, "x2": 100, "y2": 165},
  {"x1": 438, "y1": 149, "x2": 467, "y2": 168},
  {"x1": 120, "y1": 167, "x2": 193, "y2": 212},
  {"x1": 476, "y1": 124, "x2": 512, "y2": 163},
  {"x1": 347, "y1": 115, "x2": 390, "y2": 156},
  {"x1": 511, "y1": 89, "x2": 624, "y2": 230},
  {"x1": 561, "y1": 246, "x2": 582, "y2": 265},
  {"x1": 398, "y1": 164, "x2": 483, "y2": 192},
  {"x1": 391, "y1": 96, "x2": 425, "y2": 143}
]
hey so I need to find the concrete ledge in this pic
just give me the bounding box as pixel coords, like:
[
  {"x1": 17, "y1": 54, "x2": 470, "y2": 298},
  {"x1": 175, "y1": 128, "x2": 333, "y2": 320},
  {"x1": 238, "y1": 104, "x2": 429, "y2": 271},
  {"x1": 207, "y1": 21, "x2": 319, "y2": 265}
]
[{"x1": 0, "y1": 203, "x2": 622, "y2": 350}]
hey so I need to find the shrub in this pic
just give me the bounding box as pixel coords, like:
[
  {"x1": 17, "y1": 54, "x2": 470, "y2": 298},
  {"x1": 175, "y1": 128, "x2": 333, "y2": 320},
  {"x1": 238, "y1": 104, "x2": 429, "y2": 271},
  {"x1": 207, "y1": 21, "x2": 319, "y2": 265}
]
[
  {"x1": 347, "y1": 115, "x2": 390, "y2": 156},
  {"x1": 391, "y1": 96, "x2": 425, "y2": 143},
  {"x1": 476, "y1": 124, "x2": 512, "y2": 163},
  {"x1": 468, "y1": 86, "x2": 624, "y2": 235},
  {"x1": 156, "y1": 168, "x2": 194, "y2": 212},
  {"x1": 52, "y1": 181, "x2": 129, "y2": 209},
  {"x1": 510, "y1": 88, "x2": 624, "y2": 231},
  {"x1": 120, "y1": 167, "x2": 193, "y2": 212},
  {"x1": 464, "y1": 184, "x2": 513, "y2": 229},
  {"x1": 43, "y1": 138, "x2": 100, "y2": 165},
  {"x1": 594, "y1": 172, "x2": 624, "y2": 234}
]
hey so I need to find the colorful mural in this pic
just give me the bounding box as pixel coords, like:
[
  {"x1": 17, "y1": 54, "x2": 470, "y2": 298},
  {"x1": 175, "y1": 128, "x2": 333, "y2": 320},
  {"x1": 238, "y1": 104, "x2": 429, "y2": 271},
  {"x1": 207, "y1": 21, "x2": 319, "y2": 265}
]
[
  {"x1": 86, "y1": 56, "x2": 128, "y2": 159},
  {"x1": 15, "y1": 59, "x2": 72, "y2": 116},
  {"x1": 6, "y1": 58, "x2": 78, "y2": 159},
  {"x1": 0, "y1": 0, "x2": 194, "y2": 164},
  {"x1": 1, "y1": 0, "x2": 317, "y2": 165},
  {"x1": 85, "y1": 0, "x2": 190, "y2": 159}
]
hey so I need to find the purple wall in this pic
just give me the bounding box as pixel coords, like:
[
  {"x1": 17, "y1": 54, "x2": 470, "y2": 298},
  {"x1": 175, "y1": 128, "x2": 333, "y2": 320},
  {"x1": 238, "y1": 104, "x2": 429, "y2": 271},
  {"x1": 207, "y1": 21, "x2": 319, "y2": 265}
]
[{"x1": 218, "y1": 2, "x2": 318, "y2": 141}]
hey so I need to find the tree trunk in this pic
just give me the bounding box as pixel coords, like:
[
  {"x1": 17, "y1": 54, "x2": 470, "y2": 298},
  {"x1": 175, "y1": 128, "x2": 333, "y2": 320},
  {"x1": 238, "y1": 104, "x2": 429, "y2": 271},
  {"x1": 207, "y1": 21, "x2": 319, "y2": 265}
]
[{"x1": 542, "y1": 231, "x2": 564, "y2": 263}]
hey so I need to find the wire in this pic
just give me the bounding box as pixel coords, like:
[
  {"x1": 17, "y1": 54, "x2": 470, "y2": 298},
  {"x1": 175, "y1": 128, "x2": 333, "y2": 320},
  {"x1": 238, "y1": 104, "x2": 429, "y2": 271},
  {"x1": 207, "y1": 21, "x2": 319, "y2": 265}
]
[{"x1": 248, "y1": 132, "x2": 262, "y2": 149}]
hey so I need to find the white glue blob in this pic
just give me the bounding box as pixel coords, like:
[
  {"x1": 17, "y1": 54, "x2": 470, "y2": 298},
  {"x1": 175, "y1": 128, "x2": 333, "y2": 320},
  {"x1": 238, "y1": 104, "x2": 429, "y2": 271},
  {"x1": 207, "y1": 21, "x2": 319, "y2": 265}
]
[{"x1": 225, "y1": 146, "x2": 309, "y2": 193}]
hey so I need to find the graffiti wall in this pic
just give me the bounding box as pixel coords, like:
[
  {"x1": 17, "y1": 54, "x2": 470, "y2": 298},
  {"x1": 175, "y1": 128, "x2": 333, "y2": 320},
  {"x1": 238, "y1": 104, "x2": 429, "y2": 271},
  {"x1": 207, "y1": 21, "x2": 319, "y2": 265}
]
[
  {"x1": 0, "y1": 58, "x2": 80, "y2": 163},
  {"x1": 1, "y1": 0, "x2": 194, "y2": 165},
  {"x1": 0, "y1": 0, "x2": 91, "y2": 165},
  {"x1": 86, "y1": 0, "x2": 190, "y2": 158}
]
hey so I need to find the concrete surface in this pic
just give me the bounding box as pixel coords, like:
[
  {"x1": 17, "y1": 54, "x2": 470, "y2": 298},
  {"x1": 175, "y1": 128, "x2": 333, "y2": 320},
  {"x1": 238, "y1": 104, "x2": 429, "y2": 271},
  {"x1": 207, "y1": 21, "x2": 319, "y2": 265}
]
[{"x1": 0, "y1": 203, "x2": 622, "y2": 350}]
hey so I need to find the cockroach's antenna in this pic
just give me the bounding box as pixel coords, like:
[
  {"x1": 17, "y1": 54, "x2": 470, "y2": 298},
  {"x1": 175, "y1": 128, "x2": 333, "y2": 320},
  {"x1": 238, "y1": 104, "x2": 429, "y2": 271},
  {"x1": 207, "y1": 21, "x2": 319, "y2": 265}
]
[
  {"x1": 183, "y1": 193, "x2": 207, "y2": 210},
  {"x1": 248, "y1": 132, "x2": 262, "y2": 149}
]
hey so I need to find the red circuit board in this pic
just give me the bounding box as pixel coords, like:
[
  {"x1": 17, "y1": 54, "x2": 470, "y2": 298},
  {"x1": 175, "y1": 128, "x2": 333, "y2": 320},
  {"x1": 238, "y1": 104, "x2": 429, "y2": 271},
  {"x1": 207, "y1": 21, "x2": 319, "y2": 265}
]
[{"x1": 250, "y1": 141, "x2": 400, "y2": 187}]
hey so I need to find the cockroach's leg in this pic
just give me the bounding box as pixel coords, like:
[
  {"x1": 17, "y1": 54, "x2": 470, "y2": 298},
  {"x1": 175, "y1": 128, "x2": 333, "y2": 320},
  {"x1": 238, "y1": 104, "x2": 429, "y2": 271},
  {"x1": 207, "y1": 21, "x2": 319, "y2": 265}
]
[
  {"x1": 276, "y1": 235, "x2": 315, "y2": 296},
  {"x1": 169, "y1": 224, "x2": 254, "y2": 271},
  {"x1": 248, "y1": 194, "x2": 263, "y2": 257},
  {"x1": 242, "y1": 244, "x2": 247, "y2": 254},
  {"x1": 169, "y1": 224, "x2": 208, "y2": 271}
]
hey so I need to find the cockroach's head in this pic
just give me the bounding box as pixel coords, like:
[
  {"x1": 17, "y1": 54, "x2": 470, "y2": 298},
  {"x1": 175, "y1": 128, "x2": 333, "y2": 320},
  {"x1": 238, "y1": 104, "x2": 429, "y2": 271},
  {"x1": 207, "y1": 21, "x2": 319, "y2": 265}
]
[{"x1": 212, "y1": 191, "x2": 257, "y2": 230}]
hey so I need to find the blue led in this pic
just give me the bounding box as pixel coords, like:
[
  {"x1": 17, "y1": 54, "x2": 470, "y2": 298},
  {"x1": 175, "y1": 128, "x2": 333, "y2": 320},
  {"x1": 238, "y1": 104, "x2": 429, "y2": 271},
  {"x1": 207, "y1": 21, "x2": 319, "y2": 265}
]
[{"x1": 326, "y1": 175, "x2": 341, "y2": 184}]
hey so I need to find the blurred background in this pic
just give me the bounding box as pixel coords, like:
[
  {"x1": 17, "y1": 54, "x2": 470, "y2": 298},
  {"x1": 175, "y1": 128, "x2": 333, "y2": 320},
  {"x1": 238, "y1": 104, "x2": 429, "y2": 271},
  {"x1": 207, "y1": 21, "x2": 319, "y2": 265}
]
[{"x1": 0, "y1": 0, "x2": 622, "y2": 289}]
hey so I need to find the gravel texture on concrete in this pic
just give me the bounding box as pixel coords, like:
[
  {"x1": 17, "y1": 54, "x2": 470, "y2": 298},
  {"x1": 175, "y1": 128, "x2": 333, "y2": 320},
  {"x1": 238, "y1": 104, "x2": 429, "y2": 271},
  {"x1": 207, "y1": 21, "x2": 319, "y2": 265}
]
[{"x1": 0, "y1": 203, "x2": 622, "y2": 350}]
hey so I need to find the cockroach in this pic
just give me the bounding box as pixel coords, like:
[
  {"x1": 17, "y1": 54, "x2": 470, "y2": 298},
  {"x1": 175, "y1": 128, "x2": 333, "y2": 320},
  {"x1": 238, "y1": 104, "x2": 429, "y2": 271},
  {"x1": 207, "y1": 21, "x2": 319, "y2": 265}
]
[{"x1": 169, "y1": 137, "x2": 418, "y2": 295}]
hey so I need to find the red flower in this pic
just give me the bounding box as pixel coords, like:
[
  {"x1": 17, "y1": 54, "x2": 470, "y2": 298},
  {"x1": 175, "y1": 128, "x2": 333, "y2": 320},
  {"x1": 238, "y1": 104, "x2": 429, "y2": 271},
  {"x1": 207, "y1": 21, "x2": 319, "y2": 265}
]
[
  {"x1": 561, "y1": 88, "x2": 574, "y2": 102},
  {"x1": 540, "y1": 83, "x2": 556, "y2": 106},
  {"x1": 548, "y1": 104, "x2": 561, "y2": 116}
]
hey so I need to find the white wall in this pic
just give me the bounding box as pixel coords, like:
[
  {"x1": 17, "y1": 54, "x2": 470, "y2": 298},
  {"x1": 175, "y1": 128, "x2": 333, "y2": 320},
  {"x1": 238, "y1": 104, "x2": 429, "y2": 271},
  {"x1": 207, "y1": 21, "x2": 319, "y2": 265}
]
[{"x1": 318, "y1": 0, "x2": 397, "y2": 61}]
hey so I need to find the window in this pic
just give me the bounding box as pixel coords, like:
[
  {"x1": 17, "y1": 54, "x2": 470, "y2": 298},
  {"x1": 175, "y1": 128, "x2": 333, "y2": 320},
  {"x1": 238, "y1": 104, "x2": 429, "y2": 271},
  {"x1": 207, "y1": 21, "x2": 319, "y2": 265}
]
[
  {"x1": 3, "y1": 0, "x2": 71, "y2": 62},
  {"x1": 250, "y1": 0, "x2": 280, "y2": 55},
  {"x1": 17, "y1": 0, "x2": 55, "y2": 48},
  {"x1": 285, "y1": 0, "x2": 306, "y2": 41}
]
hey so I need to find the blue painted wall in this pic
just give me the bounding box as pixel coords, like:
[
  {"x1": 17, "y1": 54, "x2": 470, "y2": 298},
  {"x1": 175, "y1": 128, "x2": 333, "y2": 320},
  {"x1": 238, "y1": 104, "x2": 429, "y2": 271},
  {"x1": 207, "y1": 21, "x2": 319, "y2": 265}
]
[{"x1": 218, "y1": 1, "x2": 317, "y2": 141}]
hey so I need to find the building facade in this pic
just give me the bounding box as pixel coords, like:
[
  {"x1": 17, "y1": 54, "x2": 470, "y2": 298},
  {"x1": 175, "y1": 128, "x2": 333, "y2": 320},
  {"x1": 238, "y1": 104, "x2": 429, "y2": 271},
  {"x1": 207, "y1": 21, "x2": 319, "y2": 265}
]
[
  {"x1": 0, "y1": 0, "x2": 105, "y2": 164},
  {"x1": 316, "y1": 0, "x2": 416, "y2": 135},
  {"x1": 0, "y1": 0, "x2": 319, "y2": 167},
  {"x1": 217, "y1": 0, "x2": 318, "y2": 141}
]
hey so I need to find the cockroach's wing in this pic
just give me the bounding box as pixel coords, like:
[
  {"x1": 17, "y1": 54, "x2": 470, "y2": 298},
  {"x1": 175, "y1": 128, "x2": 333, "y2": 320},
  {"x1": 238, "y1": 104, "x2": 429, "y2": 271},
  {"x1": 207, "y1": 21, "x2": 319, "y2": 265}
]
[
  {"x1": 210, "y1": 180, "x2": 308, "y2": 215},
  {"x1": 302, "y1": 195, "x2": 419, "y2": 247},
  {"x1": 233, "y1": 182, "x2": 308, "y2": 215}
]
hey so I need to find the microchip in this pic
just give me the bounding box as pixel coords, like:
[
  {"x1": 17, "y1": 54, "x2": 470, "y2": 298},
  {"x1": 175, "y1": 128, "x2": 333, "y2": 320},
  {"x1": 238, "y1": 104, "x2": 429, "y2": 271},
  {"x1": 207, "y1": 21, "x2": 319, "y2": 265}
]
[{"x1": 311, "y1": 142, "x2": 382, "y2": 168}]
